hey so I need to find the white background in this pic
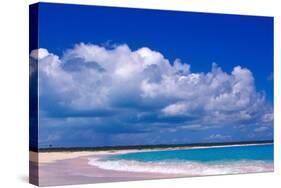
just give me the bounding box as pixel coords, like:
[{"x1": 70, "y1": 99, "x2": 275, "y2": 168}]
[{"x1": 0, "y1": 0, "x2": 280, "y2": 187}]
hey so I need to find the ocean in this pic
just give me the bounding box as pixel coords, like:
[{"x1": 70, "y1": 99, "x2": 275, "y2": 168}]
[{"x1": 88, "y1": 144, "x2": 274, "y2": 176}]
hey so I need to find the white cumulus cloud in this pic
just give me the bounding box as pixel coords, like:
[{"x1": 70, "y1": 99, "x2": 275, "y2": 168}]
[
  {"x1": 30, "y1": 43, "x2": 273, "y2": 132},
  {"x1": 30, "y1": 48, "x2": 50, "y2": 60}
]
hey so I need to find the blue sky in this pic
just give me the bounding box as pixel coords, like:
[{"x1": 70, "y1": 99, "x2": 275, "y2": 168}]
[{"x1": 31, "y1": 3, "x2": 273, "y2": 148}]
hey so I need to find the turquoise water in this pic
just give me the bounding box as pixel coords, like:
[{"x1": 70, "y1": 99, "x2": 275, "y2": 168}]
[
  {"x1": 89, "y1": 144, "x2": 274, "y2": 175},
  {"x1": 105, "y1": 144, "x2": 273, "y2": 163}
]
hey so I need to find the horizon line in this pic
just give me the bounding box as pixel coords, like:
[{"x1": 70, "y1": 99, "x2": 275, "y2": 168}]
[{"x1": 32, "y1": 140, "x2": 273, "y2": 152}]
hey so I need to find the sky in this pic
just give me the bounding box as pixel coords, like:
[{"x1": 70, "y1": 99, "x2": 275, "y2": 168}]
[{"x1": 30, "y1": 3, "x2": 273, "y2": 148}]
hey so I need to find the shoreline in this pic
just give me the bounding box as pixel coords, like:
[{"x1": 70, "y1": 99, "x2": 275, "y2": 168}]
[
  {"x1": 30, "y1": 150, "x2": 186, "y2": 186},
  {"x1": 30, "y1": 142, "x2": 273, "y2": 163},
  {"x1": 30, "y1": 143, "x2": 274, "y2": 186}
]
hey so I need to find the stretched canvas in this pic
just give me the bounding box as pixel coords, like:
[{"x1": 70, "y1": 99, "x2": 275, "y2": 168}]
[{"x1": 29, "y1": 2, "x2": 274, "y2": 186}]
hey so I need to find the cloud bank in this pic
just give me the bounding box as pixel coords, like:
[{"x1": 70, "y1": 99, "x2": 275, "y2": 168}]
[{"x1": 30, "y1": 43, "x2": 273, "y2": 147}]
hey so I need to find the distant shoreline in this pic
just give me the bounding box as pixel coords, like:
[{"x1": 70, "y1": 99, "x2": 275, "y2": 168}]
[{"x1": 31, "y1": 140, "x2": 273, "y2": 153}]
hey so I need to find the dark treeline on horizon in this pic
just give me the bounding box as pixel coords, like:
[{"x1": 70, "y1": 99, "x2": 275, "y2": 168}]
[{"x1": 30, "y1": 140, "x2": 274, "y2": 152}]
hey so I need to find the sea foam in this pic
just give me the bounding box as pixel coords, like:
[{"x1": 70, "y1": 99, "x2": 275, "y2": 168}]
[{"x1": 88, "y1": 158, "x2": 273, "y2": 175}]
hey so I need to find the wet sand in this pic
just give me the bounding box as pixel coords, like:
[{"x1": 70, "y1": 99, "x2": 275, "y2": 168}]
[{"x1": 30, "y1": 151, "x2": 186, "y2": 186}]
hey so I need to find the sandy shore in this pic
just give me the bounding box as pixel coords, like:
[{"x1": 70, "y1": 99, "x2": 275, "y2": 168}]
[
  {"x1": 30, "y1": 143, "x2": 272, "y2": 164},
  {"x1": 30, "y1": 150, "x2": 187, "y2": 186},
  {"x1": 29, "y1": 144, "x2": 274, "y2": 186}
]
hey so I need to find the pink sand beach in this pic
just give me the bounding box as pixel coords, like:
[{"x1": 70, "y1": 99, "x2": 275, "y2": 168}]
[{"x1": 29, "y1": 150, "x2": 187, "y2": 186}]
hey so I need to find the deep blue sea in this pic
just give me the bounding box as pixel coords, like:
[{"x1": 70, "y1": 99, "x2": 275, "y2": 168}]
[{"x1": 88, "y1": 144, "x2": 274, "y2": 175}]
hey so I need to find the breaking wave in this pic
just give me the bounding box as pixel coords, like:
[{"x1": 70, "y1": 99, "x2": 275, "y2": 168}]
[{"x1": 88, "y1": 158, "x2": 273, "y2": 175}]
